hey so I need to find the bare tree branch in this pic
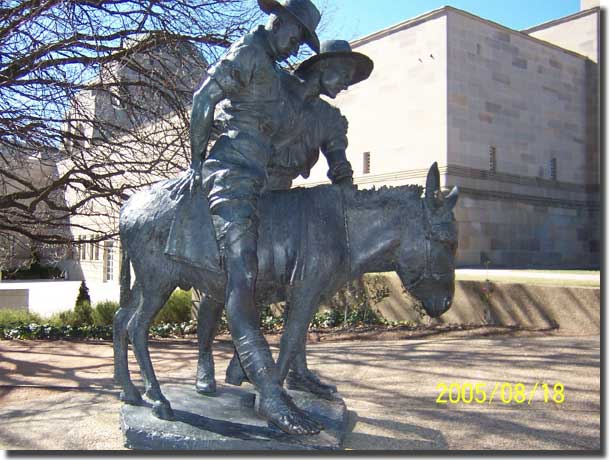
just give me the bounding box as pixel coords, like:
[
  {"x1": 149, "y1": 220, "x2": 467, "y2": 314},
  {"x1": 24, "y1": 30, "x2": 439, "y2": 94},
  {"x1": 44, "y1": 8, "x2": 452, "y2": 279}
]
[{"x1": 0, "y1": 0, "x2": 264, "y2": 269}]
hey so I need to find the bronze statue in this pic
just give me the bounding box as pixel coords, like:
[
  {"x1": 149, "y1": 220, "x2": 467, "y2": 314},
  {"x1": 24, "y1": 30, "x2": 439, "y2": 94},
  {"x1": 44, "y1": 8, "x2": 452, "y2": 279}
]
[
  {"x1": 160, "y1": 0, "x2": 325, "y2": 434},
  {"x1": 113, "y1": 0, "x2": 459, "y2": 439},
  {"x1": 194, "y1": 40, "x2": 375, "y2": 399},
  {"x1": 266, "y1": 39, "x2": 374, "y2": 191},
  {"x1": 114, "y1": 163, "x2": 458, "y2": 435}
]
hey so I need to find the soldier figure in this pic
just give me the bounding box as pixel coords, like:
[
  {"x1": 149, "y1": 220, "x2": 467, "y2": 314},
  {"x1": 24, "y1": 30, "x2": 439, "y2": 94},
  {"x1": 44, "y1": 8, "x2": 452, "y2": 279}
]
[
  {"x1": 268, "y1": 39, "x2": 374, "y2": 191},
  {"x1": 189, "y1": 0, "x2": 323, "y2": 435},
  {"x1": 195, "y1": 40, "x2": 374, "y2": 400}
]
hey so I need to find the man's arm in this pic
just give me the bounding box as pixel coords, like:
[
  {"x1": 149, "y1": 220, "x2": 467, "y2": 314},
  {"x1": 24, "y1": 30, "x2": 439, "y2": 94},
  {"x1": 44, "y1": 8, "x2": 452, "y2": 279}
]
[
  {"x1": 190, "y1": 78, "x2": 225, "y2": 175},
  {"x1": 320, "y1": 108, "x2": 353, "y2": 185},
  {"x1": 324, "y1": 149, "x2": 354, "y2": 185}
]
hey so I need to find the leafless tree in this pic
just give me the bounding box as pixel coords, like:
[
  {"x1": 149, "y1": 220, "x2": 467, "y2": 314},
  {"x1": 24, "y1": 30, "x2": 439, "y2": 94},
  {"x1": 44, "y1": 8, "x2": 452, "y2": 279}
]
[{"x1": 0, "y1": 0, "x2": 265, "y2": 270}]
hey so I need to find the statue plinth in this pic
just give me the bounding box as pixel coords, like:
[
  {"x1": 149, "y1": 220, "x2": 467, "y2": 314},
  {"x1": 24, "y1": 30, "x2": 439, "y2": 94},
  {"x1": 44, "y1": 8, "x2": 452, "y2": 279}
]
[{"x1": 120, "y1": 383, "x2": 349, "y2": 450}]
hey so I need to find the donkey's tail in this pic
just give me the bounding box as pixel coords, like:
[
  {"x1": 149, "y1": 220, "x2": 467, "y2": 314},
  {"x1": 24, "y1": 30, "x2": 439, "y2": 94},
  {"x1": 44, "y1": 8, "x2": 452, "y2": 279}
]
[
  {"x1": 114, "y1": 244, "x2": 133, "y2": 384},
  {"x1": 119, "y1": 245, "x2": 131, "y2": 308}
]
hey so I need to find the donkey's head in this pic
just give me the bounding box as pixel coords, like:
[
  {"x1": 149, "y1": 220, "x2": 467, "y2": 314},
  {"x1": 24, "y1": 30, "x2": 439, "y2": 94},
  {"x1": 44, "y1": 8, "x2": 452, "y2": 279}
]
[{"x1": 396, "y1": 163, "x2": 459, "y2": 318}]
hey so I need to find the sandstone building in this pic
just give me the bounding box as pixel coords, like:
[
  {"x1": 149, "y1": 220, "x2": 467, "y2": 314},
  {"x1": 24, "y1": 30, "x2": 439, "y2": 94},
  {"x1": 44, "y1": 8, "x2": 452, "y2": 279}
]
[
  {"x1": 295, "y1": 4, "x2": 601, "y2": 268},
  {"x1": 36, "y1": 2, "x2": 601, "y2": 294}
]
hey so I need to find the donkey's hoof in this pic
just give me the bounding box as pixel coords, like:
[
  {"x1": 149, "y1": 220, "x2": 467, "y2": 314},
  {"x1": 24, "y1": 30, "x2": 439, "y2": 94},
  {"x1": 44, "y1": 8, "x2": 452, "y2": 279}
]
[
  {"x1": 195, "y1": 380, "x2": 217, "y2": 395},
  {"x1": 225, "y1": 373, "x2": 246, "y2": 387},
  {"x1": 287, "y1": 370, "x2": 337, "y2": 400},
  {"x1": 152, "y1": 401, "x2": 175, "y2": 421},
  {"x1": 225, "y1": 364, "x2": 248, "y2": 387},
  {"x1": 119, "y1": 386, "x2": 143, "y2": 405}
]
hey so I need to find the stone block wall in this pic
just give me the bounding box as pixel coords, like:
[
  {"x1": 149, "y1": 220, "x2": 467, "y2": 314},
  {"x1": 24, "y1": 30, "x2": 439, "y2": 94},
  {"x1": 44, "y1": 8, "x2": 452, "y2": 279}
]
[
  {"x1": 525, "y1": 8, "x2": 600, "y2": 63},
  {"x1": 445, "y1": 9, "x2": 599, "y2": 267},
  {"x1": 454, "y1": 194, "x2": 599, "y2": 267},
  {"x1": 446, "y1": 9, "x2": 590, "y2": 184},
  {"x1": 525, "y1": 9, "x2": 600, "y2": 191},
  {"x1": 294, "y1": 11, "x2": 449, "y2": 188}
]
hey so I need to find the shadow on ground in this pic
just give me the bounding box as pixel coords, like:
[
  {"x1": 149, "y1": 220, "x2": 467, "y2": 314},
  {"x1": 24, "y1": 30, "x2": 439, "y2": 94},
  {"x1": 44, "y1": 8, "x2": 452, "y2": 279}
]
[{"x1": 0, "y1": 335, "x2": 600, "y2": 450}]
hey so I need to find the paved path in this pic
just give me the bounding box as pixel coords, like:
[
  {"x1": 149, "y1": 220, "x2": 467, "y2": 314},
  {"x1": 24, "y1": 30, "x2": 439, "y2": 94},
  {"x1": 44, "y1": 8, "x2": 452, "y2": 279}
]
[{"x1": 0, "y1": 335, "x2": 600, "y2": 451}]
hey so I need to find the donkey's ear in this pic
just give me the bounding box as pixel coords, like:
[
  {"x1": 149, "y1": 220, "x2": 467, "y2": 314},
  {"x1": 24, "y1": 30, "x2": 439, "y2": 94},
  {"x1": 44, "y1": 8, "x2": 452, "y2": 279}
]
[
  {"x1": 425, "y1": 162, "x2": 440, "y2": 206},
  {"x1": 445, "y1": 186, "x2": 459, "y2": 210}
]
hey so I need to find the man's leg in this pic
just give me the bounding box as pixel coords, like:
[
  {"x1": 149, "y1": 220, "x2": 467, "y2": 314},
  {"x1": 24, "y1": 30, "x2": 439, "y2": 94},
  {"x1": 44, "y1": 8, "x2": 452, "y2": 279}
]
[
  {"x1": 222, "y1": 222, "x2": 275, "y2": 390},
  {"x1": 213, "y1": 207, "x2": 322, "y2": 435}
]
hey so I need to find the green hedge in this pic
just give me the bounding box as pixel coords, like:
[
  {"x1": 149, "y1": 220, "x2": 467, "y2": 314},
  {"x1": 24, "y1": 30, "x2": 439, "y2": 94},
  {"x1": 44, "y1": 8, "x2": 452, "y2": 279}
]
[
  {"x1": 0, "y1": 281, "x2": 400, "y2": 340},
  {"x1": 0, "y1": 309, "x2": 43, "y2": 326},
  {"x1": 0, "y1": 289, "x2": 194, "y2": 340},
  {"x1": 153, "y1": 289, "x2": 192, "y2": 325},
  {"x1": 93, "y1": 301, "x2": 120, "y2": 326}
]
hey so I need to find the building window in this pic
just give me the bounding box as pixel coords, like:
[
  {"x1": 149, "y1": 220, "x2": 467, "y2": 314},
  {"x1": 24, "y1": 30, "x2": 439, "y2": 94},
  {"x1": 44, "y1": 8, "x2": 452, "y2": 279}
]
[
  {"x1": 93, "y1": 243, "x2": 100, "y2": 261},
  {"x1": 111, "y1": 94, "x2": 121, "y2": 108},
  {"x1": 489, "y1": 146, "x2": 497, "y2": 173},
  {"x1": 79, "y1": 235, "x2": 87, "y2": 261},
  {"x1": 550, "y1": 158, "x2": 557, "y2": 181},
  {"x1": 103, "y1": 241, "x2": 114, "y2": 282},
  {"x1": 363, "y1": 152, "x2": 371, "y2": 174},
  {"x1": 73, "y1": 123, "x2": 86, "y2": 150}
]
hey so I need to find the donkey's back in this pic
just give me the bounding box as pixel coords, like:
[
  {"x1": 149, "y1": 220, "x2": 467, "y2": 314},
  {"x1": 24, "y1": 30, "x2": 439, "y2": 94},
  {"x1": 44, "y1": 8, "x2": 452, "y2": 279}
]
[{"x1": 119, "y1": 181, "x2": 349, "y2": 301}]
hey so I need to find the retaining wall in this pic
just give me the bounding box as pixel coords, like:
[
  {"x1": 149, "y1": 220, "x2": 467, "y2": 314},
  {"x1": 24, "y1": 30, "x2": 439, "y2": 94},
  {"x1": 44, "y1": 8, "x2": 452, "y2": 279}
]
[{"x1": 360, "y1": 273, "x2": 600, "y2": 335}]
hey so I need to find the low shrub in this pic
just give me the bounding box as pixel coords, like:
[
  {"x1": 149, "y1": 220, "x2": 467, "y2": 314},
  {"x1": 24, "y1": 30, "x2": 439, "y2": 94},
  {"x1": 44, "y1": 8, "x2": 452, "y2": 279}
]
[
  {"x1": 0, "y1": 309, "x2": 43, "y2": 326},
  {"x1": 47, "y1": 310, "x2": 77, "y2": 327},
  {"x1": 310, "y1": 309, "x2": 343, "y2": 329},
  {"x1": 0, "y1": 323, "x2": 113, "y2": 340},
  {"x1": 153, "y1": 289, "x2": 192, "y2": 325},
  {"x1": 259, "y1": 304, "x2": 284, "y2": 331},
  {"x1": 150, "y1": 320, "x2": 197, "y2": 338},
  {"x1": 343, "y1": 305, "x2": 387, "y2": 326},
  {"x1": 73, "y1": 301, "x2": 94, "y2": 327},
  {"x1": 93, "y1": 301, "x2": 120, "y2": 326}
]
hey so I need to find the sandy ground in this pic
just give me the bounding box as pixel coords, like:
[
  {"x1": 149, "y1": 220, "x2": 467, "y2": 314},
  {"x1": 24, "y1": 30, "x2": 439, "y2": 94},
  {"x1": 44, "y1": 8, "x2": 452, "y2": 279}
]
[{"x1": 0, "y1": 334, "x2": 600, "y2": 452}]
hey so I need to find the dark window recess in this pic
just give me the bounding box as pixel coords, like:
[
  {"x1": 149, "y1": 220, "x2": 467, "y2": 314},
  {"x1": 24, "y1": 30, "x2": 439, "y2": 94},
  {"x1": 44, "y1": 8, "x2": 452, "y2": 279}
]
[
  {"x1": 489, "y1": 146, "x2": 497, "y2": 173},
  {"x1": 363, "y1": 152, "x2": 371, "y2": 174},
  {"x1": 550, "y1": 158, "x2": 557, "y2": 180}
]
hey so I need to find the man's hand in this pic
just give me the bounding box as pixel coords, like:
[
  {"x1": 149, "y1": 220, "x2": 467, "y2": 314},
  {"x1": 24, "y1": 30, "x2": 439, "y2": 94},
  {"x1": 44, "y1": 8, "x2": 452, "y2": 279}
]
[
  {"x1": 335, "y1": 175, "x2": 354, "y2": 187},
  {"x1": 329, "y1": 160, "x2": 354, "y2": 187}
]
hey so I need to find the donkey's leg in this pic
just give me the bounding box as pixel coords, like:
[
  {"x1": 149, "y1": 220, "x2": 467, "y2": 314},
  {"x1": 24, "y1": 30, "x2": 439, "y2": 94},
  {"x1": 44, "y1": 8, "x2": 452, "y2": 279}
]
[
  {"x1": 113, "y1": 281, "x2": 143, "y2": 405},
  {"x1": 287, "y1": 337, "x2": 338, "y2": 399},
  {"x1": 128, "y1": 285, "x2": 175, "y2": 420},
  {"x1": 275, "y1": 288, "x2": 322, "y2": 390},
  {"x1": 195, "y1": 294, "x2": 224, "y2": 395},
  {"x1": 225, "y1": 301, "x2": 267, "y2": 387},
  {"x1": 225, "y1": 346, "x2": 248, "y2": 386}
]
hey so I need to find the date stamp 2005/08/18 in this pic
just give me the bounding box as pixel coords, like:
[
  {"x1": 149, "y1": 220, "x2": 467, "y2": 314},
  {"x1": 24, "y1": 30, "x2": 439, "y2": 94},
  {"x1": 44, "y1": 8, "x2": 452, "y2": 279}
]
[{"x1": 436, "y1": 382, "x2": 565, "y2": 405}]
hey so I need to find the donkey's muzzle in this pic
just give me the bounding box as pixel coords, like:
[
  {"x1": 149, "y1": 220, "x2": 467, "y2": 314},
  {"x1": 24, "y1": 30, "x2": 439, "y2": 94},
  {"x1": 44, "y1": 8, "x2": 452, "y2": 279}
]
[{"x1": 425, "y1": 295, "x2": 453, "y2": 318}]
